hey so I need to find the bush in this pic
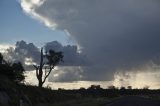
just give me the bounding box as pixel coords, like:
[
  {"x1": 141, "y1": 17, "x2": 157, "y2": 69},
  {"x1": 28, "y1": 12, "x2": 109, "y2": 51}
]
[{"x1": 0, "y1": 53, "x2": 25, "y2": 83}]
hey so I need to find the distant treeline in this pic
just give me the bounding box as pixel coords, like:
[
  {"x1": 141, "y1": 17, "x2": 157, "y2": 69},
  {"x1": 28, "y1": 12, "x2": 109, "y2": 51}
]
[{"x1": 55, "y1": 85, "x2": 160, "y2": 98}]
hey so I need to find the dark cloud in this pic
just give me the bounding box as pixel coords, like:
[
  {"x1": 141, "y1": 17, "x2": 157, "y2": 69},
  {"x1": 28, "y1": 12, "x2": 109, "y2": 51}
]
[
  {"x1": 15, "y1": 40, "x2": 40, "y2": 63},
  {"x1": 44, "y1": 41, "x2": 87, "y2": 66},
  {"x1": 20, "y1": 0, "x2": 160, "y2": 81},
  {"x1": 6, "y1": 40, "x2": 87, "y2": 71},
  {"x1": 5, "y1": 40, "x2": 40, "y2": 70}
]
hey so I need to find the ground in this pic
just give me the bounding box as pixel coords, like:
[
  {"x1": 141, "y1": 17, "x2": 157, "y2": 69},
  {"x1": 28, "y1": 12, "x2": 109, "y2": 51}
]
[{"x1": 106, "y1": 96, "x2": 160, "y2": 106}]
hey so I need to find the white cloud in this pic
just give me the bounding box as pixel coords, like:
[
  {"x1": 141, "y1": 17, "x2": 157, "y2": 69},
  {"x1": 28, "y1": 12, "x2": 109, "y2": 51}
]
[
  {"x1": 20, "y1": 0, "x2": 57, "y2": 28},
  {"x1": 20, "y1": 0, "x2": 43, "y2": 13},
  {"x1": 0, "y1": 44, "x2": 15, "y2": 53},
  {"x1": 24, "y1": 57, "x2": 36, "y2": 65}
]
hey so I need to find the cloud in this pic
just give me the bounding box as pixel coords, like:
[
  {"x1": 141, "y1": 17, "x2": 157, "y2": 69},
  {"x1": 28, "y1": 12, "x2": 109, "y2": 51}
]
[
  {"x1": 5, "y1": 40, "x2": 87, "y2": 82},
  {"x1": 112, "y1": 63, "x2": 160, "y2": 89},
  {"x1": 4, "y1": 40, "x2": 40, "y2": 70},
  {"x1": 48, "y1": 66, "x2": 83, "y2": 82},
  {"x1": 20, "y1": 0, "x2": 160, "y2": 81},
  {"x1": 44, "y1": 41, "x2": 87, "y2": 66},
  {"x1": 14, "y1": 40, "x2": 41, "y2": 63},
  {"x1": 0, "y1": 44, "x2": 15, "y2": 53},
  {"x1": 5, "y1": 40, "x2": 86, "y2": 71}
]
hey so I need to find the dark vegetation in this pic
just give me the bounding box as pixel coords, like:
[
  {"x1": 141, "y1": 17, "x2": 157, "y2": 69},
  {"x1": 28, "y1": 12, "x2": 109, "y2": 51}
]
[
  {"x1": 0, "y1": 52, "x2": 160, "y2": 106},
  {"x1": 0, "y1": 53, "x2": 25, "y2": 83}
]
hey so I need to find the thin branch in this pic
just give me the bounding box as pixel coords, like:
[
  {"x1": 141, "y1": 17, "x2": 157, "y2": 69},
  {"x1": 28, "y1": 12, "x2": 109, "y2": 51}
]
[
  {"x1": 44, "y1": 66, "x2": 47, "y2": 76},
  {"x1": 51, "y1": 66, "x2": 54, "y2": 70},
  {"x1": 42, "y1": 63, "x2": 45, "y2": 67},
  {"x1": 33, "y1": 65, "x2": 39, "y2": 79},
  {"x1": 42, "y1": 66, "x2": 54, "y2": 84},
  {"x1": 33, "y1": 65, "x2": 38, "y2": 69}
]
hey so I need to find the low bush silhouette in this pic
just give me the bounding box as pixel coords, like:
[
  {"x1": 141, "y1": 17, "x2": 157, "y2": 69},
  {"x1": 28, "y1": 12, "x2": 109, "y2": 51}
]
[{"x1": 0, "y1": 53, "x2": 25, "y2": 83}]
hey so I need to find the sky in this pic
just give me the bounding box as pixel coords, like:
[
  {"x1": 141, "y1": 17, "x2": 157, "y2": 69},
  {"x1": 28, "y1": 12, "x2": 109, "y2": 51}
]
[
  {"x1": 1, "y1": 0, "x2": 160, "y2": 89},
  {"x1": 0, "y1": 0, "x2": 73, "y2": 46}
]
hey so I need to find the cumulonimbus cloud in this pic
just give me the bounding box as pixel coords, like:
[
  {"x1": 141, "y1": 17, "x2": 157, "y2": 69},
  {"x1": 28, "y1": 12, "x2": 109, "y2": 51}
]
[{"x1": 20, "y1": 0, "x2": 160, "y2": 81}]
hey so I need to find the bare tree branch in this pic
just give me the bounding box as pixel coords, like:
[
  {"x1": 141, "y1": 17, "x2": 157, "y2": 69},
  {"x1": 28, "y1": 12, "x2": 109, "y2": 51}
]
[
  {"x1": 44, "y1": 66, "x2": 48, "y2": 76},
  {"x1": 42, "y1": 66, "x2": 54, "y2": 84},
  {"x1": 33, "y1": 65, "x2": 39, "y2": 79},
  {"x1": 33, "y1": 65, "x2": 38, "y2": 69}
]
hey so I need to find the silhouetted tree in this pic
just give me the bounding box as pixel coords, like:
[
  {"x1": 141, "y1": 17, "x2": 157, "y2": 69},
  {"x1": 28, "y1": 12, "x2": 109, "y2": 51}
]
[
  {"x1": 0, "y1": 53, "x2": 25, "y2": 83},
  {"x1": 33, "y1": 48, "x2": 63, "y2": 88},
  {"x1": 108, "y1": 85, "x2": 117, "y2": 89},
  {"x1": 143, "y1": 85, "x2": 149, "y2": 90},
  {"x1": 127, "y1": 86, "x2": 132, "y2": 89},
  {"x1": 12, "y1": 62, "x2": 25, "y2": 83},
  {"x1": 120, "y1": 86, "x2": 126, "y2": 90},
  {"x1": 0, "y1": 53, "x2": 7, "y2": 64},
  {"x1": 0, "y1": 53, "x2": 3, "y2": 64}
]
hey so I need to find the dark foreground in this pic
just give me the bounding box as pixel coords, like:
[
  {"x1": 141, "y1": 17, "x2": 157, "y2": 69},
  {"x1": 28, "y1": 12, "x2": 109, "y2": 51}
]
[
  {"x1": 1, "y1": 75, "x2": 160, "y2": 105},
  {"x1": 106, "y1": 96, "x2": 160, "y2": 106}
]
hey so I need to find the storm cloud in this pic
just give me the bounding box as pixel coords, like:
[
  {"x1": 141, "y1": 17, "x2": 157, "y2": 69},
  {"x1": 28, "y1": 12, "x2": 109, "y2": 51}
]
[
  {"x1": 5, "y1": 40, "x2": 40, "y2": 71},
  {"x1": 20, "y1": 0, "x2": 160, "y2": 81},
  {"x1": 6, "y1": 40, "x2": 86, "y2": 71},
  {"x1": 45, "y1": 41, "x2": 87, "y2": 66}
]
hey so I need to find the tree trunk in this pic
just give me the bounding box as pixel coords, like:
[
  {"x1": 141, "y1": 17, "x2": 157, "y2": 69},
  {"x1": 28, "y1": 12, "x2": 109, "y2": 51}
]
[
  {"x1": 38, "y1": 79, "x2": 43, "y2": 88},
  {"x1": 38, "y1": 48, "x2": 44, "y2": 88}
]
